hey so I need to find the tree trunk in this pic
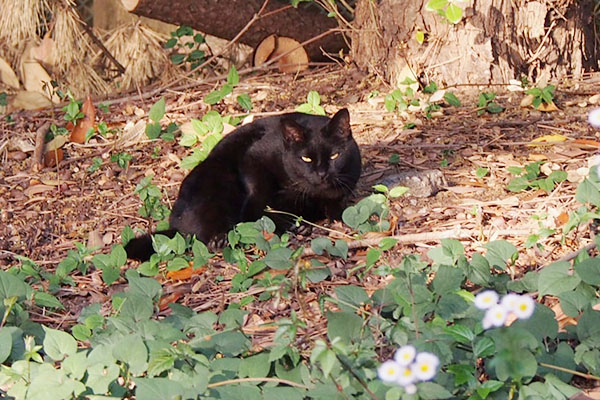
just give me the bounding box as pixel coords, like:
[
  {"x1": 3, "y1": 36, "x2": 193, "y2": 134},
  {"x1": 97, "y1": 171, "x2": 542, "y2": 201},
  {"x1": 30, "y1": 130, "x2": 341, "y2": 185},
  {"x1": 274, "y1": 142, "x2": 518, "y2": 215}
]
[
  {"x1": 121, "y1": 0, "x2": 348, "y2": 62},
  {"x1": 351, "y1": 0, "x2": 597, "y2": 86}
]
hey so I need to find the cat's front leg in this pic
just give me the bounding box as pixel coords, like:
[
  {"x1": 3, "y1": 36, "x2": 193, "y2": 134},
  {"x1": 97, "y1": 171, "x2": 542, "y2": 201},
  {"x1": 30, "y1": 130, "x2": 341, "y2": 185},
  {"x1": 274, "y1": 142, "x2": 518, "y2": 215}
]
[{"x1": 240, "y1": 171, "x2": 275, "y2": 222}]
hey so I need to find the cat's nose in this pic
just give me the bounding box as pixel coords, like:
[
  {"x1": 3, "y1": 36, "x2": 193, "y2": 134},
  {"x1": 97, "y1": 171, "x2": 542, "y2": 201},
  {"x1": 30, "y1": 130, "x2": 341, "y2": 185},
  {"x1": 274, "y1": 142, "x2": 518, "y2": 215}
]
[{"x1": 318, "y1": 170, "x2": 328, "y2": 178}]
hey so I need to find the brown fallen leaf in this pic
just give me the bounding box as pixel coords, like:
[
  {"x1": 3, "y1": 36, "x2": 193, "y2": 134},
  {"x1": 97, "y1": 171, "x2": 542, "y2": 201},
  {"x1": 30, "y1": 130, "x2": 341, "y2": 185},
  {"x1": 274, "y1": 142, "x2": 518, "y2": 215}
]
[
  {"x1": 23, "y1": 184, "x2": 55, "y2": 197},
  {"x1": 159, "y1": 292, "x2": 183, "y2": 311},
  {"x1": 528, "y1": 134, "x2": 567, "y2": 146},
  {"x1": 69, "y1": 95, "x2": 96, "y2": 144},
  {"x1": 572, "y1": 138, "x2": 600, "y2": 149},
  {"x1": 44, "y1": 148, "x2": 64, "y2": 167},
  {"x1": 536, "y1": 101, "x2": 559, "y2": 112},
  {"x1": 166, "y1": 265, "x2": 207, "y2": 282}
]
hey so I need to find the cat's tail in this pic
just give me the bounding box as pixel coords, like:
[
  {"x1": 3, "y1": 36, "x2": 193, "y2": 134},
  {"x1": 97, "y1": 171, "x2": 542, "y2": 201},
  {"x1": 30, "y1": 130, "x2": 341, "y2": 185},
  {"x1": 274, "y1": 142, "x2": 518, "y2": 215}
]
[{"x1": 124, "y1": 229, "x2": 178, "y2": 261}]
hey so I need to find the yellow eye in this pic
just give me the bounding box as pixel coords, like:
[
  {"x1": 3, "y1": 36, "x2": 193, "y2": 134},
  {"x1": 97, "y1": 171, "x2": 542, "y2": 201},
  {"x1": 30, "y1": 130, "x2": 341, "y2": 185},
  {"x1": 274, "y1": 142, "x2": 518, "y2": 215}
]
[
  {"x1": 301, "y1": 156, "x2": 312, "y2": 162},
  {"x1": 330, "y1": 153, "x2": 339, "y2": 160}
]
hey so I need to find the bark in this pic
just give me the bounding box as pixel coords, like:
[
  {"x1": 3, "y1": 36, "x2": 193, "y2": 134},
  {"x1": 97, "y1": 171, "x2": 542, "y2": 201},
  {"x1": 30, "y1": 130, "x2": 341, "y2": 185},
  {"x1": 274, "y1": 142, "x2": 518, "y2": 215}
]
[
  {"x1": 351, "y1": 0, "x2": 597, "y2": 86},
  {"x1": 121, "y1": 0, "x2": 348, "y2": 62}
]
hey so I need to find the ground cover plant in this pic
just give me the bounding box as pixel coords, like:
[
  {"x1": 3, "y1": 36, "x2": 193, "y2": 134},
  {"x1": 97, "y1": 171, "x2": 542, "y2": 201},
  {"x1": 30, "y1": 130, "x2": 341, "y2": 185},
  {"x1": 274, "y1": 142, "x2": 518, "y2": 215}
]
[{"x1": 2, "y1": 75, "x2": 600, "y2": 399}]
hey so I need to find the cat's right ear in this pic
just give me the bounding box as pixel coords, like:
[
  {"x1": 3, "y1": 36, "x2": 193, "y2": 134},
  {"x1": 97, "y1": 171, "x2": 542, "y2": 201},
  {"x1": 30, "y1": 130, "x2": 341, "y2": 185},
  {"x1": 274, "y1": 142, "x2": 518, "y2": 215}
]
[
  {"x1": 281, "y1": 118, "x2": 305, "y2": 143},
  {"x1": 328, "y1": 108, "x2": 351, "y2": 138}
]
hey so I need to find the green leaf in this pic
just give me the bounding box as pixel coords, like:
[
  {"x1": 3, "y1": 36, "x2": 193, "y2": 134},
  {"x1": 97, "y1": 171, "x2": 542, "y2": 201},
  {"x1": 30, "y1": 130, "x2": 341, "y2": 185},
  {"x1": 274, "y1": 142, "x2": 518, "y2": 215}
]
[
  {"x1": 475, "y1": 167, "x2": 489, "y2": 178},
  {"x1": 326, "y1": 311, "x2": 364, "y2": 344},
  {"x1": 384, "y1": 94, "x2": 396, "y2": 112},
  {"x1": 366, "y1": 248, "x2": 382, "y2": 267},
  {"x1": 264, "y1": 247, "x2": 293, "y2": 270},
  {"x1": 558, "y1": 284, "x2": 596, "y2": 317},
  {"x1": 0, "y1": 328, "x2": 12, "y2": 363},
  {"x1": 379, "y1": 237, "x2": 398, "y2": 251},
  {"x1": 486, "y1": 102, "x2": 504, "y2": 114},
  {"x1": 239, "y1": 352, "x2": 271, "y2": 378},
  {"x1": 577, "y1": 307, "x2": 600, "y2": 341},
  {"x1": 444, "y1": 91, "x2": 461, "y2": 106},
  {"x1": 307, "y1": 90, "x2": 321, "y2": 106},
  {"x1": 507, "y1": 176, "x2": 530, "y2": 192},
  {"x1": 483, "y1": 240, "x2": 518, "y2": 270},
  {"x1": 113, "y1": 334, "x2": 148, "y2": 375},
  {"x1": 445, "y1": 3, "x2": 463, "y2": 23},
  {"x1": 415, "y1": 30, "x2": 425, "y2": 44},
  {"x1": 335, "y1": 285, "x2": 370, "y2": 311},
  {"x1": 577, "y1": 178, "x2": 600, "y2": 206},
  {"x1": 134, "y1": 377, "x2": 186, "y2": 400},
  {"x1": 204, "y1": 88, "x2": 226, "y2": 105},
  {"x1": 474, "y1": 337, "x2": 495, "y2": 358},
  {"x1": 310, "y1": 237, "x2": 331, "y2": 255},
  {"x1": 539, "y1": 261, "x2": 581, "y2": 297},
  {"x1": 389, "y1": 186, "x2": 409, "y2": 198},
  {"x1": 444, "y1": 324, "x2": 475, "y2": 343},
  {"x1": 512, "y1": 303, "x2": 558, "y2": 340},
  {"x1": 33, "y1": 291, "x2": 64, "y2": 309},
  {"x1": 426, "y1": 0, "x2": 448, "y2": 11},
  {"x1": 43, "y1": 326, "x2": 77, "y2": 361},
  {"x1": 71, "y1": 324, "x2": 91, "y2": 341},
  {"x1": 237, "y1": 93, "x2": 253, "y2": 111},
  {"x1": 167, "y1": 257, "x2": 190, "y2": 271},
  {"x1": 148, "y1": 97, "x2": 165, "y2": 122},
  {"x1": 227, "y1": 65, "x2": 239, "y2": 85},
  {"x1": 418, "y1": 382, "x2": 453, "y2": 399},
  {"x1": 574, "y1": 257, "x2": 600, "y2": 285},
  {"x1": 467, "y1": 253, "x2": 491, "y2": 286},
  {"x1": 372, "y1": 184, "x2": 388, "y2": 193},
  {"x1": 145, "y1": 122, "x2": 162, "y2": 139},
  {"x1": 432, "y1": 265, "x2": 464, "y2": 295}
]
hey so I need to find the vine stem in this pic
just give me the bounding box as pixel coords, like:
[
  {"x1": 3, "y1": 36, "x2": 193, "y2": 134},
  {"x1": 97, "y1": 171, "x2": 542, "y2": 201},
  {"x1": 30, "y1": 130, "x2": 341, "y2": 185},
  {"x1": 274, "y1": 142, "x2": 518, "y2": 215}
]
[
  {"x1": 539, "y1": 362, "x2": 600, "y2": 381},
  {"x1": 207, "y1": 376, "x2": 309, "y2": 389}
]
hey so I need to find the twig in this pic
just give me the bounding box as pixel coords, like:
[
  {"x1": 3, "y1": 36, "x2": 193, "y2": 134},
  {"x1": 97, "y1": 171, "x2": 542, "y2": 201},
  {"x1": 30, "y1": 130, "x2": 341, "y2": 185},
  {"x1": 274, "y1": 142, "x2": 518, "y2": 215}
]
[
  {"x1": 557, "y1": 242, "x2": 597, "y2": 262},
  {"x1": 75, "y1": 10, "x2": 126, "y2": 75},
  {"x1": 206, "y1": 376, "x2": 309, "y2": 390},
  {"x1": 31, "y1": 121, "x2": 51, "y2": 170},
  {"x1": 159, "y1": 0, "x2": 273, "y2": 91},
  {"x1": 301, "y1": 228, "x2": 533, "y2": 256}
]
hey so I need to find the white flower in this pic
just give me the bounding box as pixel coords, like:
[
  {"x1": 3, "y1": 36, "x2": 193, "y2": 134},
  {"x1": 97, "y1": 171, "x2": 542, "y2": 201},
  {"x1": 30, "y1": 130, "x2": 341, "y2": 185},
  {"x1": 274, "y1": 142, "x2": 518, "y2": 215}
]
[
  {"x1": 483, "y1": 304, "x2": 508, "y2": 329},
  {"x1": 394, "y1": 345, "x2": 416, "y2": 366},
  {"x1": 474, "y1": 290, "x2": 499, "y2": 310},
  {"x1": 378, "y1": 360, "x2": 402, "y2": 383},
  {"x1": 411, "y1": 352, "x2": 439, "y2": 381},
  {"x1": 396, "y1": 366, "x2": 416, "y2": 386},
  {"x1": 513, "y1": 295, "x2": 535, "y2": 320},
  {"x1": 589, "y1": 108, "x2": 600, "y2": 128},
  {"x1": 500, "y1": 293, "x2": 521, "y2": 313},
  {"x1": 404, "y1": 383, "x2": 418, "y2": 394}
]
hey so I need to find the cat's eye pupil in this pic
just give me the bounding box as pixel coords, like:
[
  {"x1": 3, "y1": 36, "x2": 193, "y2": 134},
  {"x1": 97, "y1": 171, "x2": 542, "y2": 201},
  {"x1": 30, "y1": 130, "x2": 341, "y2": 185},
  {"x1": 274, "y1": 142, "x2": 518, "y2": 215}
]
[
  {"x1": 301, "y1": 156, "x2": 312, "y2": 162},
  {"x1": 330, "y1": 153, "x2": 339, "y2": 160}
]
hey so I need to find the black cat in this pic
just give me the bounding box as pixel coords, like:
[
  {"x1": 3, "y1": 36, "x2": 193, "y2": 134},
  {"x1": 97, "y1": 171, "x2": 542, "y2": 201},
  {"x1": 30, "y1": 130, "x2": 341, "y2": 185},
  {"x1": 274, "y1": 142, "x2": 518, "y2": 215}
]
[{"x1": 125, "y1": 108, "x2": 361, "y2": 261}]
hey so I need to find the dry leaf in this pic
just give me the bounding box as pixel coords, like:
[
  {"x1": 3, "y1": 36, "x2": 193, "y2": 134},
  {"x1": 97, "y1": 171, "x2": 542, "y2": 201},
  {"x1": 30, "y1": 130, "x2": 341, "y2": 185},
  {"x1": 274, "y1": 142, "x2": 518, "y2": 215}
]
[
  {"x1": 520, "y1": 94, "x2": 534, "y2": 107},
  {"x1": 253, "y1": 35, "x2": 309, "y2": 74},
  {"x1": 0, "y1": 57, "x2": 20, "y2": 88},
  {"x1": 573, "y1": 138, "x2": 600, "y2": 149},
  {"x1": 69, "y1": 96, "x2": 96, "y2": 144},
  {"x1": 44, "y1": 148, "x2": 64, "y2": 167},
  {"x1": 528, "y1": 154, "x2": 548, "y2": 161},
  {"x1": 87, "y1": 230, "x2": 103, "y2": 249},
  {"x1": 529, "y1": 134, "x2": 567, "y2": 146},
  {"x1": 32, "y1": 34, "x2": 55, "y2": 66},
  {"x1": 24, "y1": 184, "x2": 55, "y2": 197},
  {"x1": 11, "y1": 90, "x2": 52, "y2": 110},
  {"x1": 22, "y1": 60, "x2": 59, "y2": 103},
  {"x1": 589, "y1": 94, "x2": 600, "y2": 104},
  {"x1": 556, "y1": 211, "x2": 569, "y2": 226},
  {"x1": 536, "y1": 101, "x2": 559, "y2": 112},
  {"x1": 158, "y1": 292, "x2": 183, "y2": 311},
  {"x1": 166, "y1": 265, "x2": 207, "y2": 281},
  {"x1": 46, "y1": 135, "x2": 67, "y2": 152}
]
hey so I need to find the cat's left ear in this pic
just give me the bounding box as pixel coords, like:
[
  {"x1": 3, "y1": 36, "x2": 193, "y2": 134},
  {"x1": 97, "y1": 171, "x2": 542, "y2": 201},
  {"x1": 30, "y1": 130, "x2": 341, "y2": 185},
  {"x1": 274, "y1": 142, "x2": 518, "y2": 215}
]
[
  {"x1": 281, "y1": 118, "x2": 306, "y2": 144},
  {"x1": 328, "y1": 108, "x2": 351, "y2": 138}
]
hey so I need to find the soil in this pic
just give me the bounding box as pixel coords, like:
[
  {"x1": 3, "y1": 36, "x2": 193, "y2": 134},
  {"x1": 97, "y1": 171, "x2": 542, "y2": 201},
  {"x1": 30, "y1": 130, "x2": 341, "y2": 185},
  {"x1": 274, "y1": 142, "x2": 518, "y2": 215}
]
[{"x1": 1, "y1": 65, "x2": 600, "y2": 347}]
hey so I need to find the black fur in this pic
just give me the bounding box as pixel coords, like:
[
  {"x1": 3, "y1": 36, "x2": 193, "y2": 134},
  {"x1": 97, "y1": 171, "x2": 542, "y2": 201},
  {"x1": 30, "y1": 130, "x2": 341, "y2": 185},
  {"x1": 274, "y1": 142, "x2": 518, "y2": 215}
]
[{"x1": 125, "y1": 109, "x2": 361, "y2": 261}]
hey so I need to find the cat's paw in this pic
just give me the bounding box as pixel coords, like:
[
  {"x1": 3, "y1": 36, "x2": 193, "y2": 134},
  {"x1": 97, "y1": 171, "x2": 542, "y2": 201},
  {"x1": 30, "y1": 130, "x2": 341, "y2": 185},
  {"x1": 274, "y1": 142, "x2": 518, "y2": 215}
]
[
  {"x1": 208, "y1": 233, "x2": 228, "y2": 251},
  {"x1": 289, "y1": 223, "x2": 313, "y2": 237}
]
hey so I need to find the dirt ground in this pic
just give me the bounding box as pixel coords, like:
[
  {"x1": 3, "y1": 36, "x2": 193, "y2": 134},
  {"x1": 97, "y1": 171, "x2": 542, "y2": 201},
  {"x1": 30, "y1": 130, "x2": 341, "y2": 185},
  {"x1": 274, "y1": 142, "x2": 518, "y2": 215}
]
[{"x1": 1, "y1": 65, "x2": 599, "y2": 337}]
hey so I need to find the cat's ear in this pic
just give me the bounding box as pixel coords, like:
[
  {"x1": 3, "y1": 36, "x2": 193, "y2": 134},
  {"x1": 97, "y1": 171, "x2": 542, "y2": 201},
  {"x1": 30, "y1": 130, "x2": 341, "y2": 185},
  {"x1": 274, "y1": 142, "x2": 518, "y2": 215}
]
[
  {"x1": 281, "y1": 118, "x2": 305, "y2": 143},
  {"x1": 328, "y1": 108, "x2": 351, "y2": 138}
]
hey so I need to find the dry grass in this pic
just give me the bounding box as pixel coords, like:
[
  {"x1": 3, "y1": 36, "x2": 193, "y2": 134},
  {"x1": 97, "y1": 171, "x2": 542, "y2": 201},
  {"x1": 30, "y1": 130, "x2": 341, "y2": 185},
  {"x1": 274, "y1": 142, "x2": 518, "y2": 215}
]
[{"x1": 100, "y1": 22, "x2": 176, "y2": 91}]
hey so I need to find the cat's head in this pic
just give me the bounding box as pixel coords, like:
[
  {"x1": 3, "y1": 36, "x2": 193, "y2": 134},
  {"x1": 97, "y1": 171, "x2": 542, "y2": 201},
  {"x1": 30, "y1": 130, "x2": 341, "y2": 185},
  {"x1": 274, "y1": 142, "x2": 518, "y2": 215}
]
[{"x1": 280, "y1": 108, "x2": 360, "y2": 196}]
